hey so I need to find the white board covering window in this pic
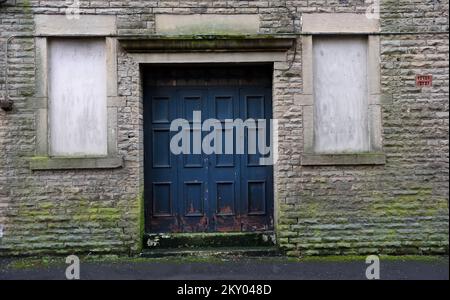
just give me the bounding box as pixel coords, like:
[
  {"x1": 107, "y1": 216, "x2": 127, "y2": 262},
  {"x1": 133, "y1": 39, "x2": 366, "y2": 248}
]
[
  {"x1": 313, "y1": 36, "x2": 370, "y2": 153},
  {"x1": 49, "y1": 39, "x2": 107, "y2": 156}
]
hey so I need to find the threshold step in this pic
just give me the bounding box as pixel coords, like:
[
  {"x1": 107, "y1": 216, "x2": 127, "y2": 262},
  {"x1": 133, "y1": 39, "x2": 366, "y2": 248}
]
[
  {"x1": 144, "y1": 232, "x2": 276, "y2": 249},
  {"x1": 141, "y1": 246, "x2": 282, "y2": 258}
]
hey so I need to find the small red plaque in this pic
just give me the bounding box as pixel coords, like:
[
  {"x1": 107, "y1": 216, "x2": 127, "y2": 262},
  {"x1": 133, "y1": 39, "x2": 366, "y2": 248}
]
[{"x1": 416, "y1": 75, "x2": 433, "y2": 87}]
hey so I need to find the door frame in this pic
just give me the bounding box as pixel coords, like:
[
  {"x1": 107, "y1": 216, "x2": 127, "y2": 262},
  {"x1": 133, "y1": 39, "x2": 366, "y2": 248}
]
[{"x1": 142, "y1": 64, "x2": 276, "y2": 234}]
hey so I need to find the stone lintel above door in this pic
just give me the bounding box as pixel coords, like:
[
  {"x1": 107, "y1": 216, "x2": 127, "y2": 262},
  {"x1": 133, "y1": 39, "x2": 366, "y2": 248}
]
[{"x1": 118, "y1": 36, "x2": 296, "y2": 53}]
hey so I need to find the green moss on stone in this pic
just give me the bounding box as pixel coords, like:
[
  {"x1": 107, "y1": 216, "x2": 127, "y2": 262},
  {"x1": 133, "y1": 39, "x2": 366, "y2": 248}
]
[
  {"x1": 22, "y1": 0, "x2": 33, "y2": 15},
  {"x1": 136, "y1": 188, "x2": 145, "y2": 253},
  {"x1": 29, "y1": 156, "x2": 50, "y2": 162},
  {"x1": 369, "y1": 189, "x2": 448, "y2": 217}
]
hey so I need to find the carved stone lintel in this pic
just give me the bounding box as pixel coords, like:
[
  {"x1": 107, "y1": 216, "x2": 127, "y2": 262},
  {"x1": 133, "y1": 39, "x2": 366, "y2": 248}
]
[{"x1": 119, "y1": 36, "x2": 296, "y2": 53}]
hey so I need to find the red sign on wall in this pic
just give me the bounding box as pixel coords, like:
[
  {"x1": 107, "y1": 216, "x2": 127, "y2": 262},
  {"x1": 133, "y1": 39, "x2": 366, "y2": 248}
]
[{"x1": 416, "y1": 75, "x2": 433, "y2": 87}]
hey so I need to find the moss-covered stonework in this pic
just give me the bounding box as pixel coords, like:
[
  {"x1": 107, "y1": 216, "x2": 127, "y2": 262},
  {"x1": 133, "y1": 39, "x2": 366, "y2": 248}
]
[
  {"x1": 279, "y1": 187, "x2": 448, "y2": 256},
  {"x1": 0, "y1": 0, "x2": 448, "y2": 257}
]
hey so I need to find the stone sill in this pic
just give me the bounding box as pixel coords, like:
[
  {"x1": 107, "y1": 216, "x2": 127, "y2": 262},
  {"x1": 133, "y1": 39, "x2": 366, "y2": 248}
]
[
  {"x1": 301, "y1": 153, "x2": 386, "y2": 166},
  {"x1": 29, "y1": 156, "x2": 124, "y2": 171}
]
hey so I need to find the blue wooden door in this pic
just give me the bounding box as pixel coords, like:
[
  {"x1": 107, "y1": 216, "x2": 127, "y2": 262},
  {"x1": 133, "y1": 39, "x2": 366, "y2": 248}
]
[{"x1": 145, "y1": 86, "x2": 273, "y2": 233}]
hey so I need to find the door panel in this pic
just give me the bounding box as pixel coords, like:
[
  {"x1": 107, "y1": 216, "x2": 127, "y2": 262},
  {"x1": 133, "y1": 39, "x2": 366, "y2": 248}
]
[
  {"x1": 177, "y1": 89, "x2": 209, "y2": 232},
  {"x1": 145, "y1": 86, "x2": 273, "y2": 233},
  {"x1": 240, "y1": 88, "x2": 274, "y2": 231},
  {"x1": 144, "y1": 89, "x2": 179, "y2": 232},
  {"x1": 208, "y1": 88, "x2": 241, "y2": 231}
]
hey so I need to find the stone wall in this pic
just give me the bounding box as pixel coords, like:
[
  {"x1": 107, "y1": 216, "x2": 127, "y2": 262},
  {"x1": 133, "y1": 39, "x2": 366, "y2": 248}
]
[{"x1": 0, "y1": 0, "x2": 448, "y2": 256}]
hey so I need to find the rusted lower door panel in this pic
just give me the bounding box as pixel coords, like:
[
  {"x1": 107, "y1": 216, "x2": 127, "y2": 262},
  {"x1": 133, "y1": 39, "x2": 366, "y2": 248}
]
[{"x1": 144, "y1": 85, "x2": 273, "y2": 233}]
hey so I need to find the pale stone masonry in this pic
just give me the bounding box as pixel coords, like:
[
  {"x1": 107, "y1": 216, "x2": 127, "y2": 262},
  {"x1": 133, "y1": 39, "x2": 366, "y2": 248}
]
[{"x1": 0, "y1": 0, "x2": 448, "y2": 256}]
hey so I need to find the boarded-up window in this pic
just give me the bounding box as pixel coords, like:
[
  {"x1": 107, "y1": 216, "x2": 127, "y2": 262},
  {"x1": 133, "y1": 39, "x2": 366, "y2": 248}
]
[
  {"x1": 313, "y1": 36, "x2": 369, "y2": 153},
  {"x1": 49, "y1": 39, "x2": 107, "y2": 156}
]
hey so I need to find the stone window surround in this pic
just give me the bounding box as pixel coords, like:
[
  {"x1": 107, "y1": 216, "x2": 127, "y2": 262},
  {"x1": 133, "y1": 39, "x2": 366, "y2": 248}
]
[
  {"x1": 298, "y1": 13, "x2": 386, "y2": 166},
  {"x1": 31, "y1": 15, "x2": 122, "y2": 170}
]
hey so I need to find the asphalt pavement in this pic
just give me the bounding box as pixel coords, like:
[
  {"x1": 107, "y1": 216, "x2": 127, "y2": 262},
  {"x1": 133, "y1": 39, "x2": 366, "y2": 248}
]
[{"x1": 0, "y1": 256, "x2": 448, "y2": 280}]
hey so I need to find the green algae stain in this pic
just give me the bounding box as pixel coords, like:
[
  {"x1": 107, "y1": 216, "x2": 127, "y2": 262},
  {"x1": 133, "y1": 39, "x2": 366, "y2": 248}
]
[
  {"x1": 135, "y1": 188, "x2": 145, "y2": 253},
  {"x1": 22, "y1": 0, "x2": 33, "y2": 15},
  {"x1": 369, "y1": 189, "x2": 448, "y2": 218}
]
